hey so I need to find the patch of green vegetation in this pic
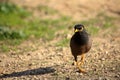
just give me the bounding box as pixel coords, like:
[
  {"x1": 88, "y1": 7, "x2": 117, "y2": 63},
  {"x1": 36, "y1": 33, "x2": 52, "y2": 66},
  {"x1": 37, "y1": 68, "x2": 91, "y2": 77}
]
[
  {"x1": 99, "y1": 13, "x2": 114, "y2": 29},
  {"x1": 0, "y1": 2, "x2": 71, "y2": 52},
  {"x1": 24, "y1": 20, "x2": 56, "y2": 40},
  {"x1": 0, "y1": 2, "x2": 30, "y2": 16},
  {"x1": 0, "y1": 13, "x2": 26, "y2": 26},
  {"x1": 97, "y1": 13, "x2": 115, "y2": 29},
  {"x1": 102, "y1": 22, "x2": 112, "y2": 29},
  {"x1": 86, "y1": 26, "x2": 100, "y2": 35},
  {"x1": 0, "y1": 2, "x2": 30, "y2": 26},
  {"x1": 0, "y1": 39, "x2": 22, "y2": 53},
  {"x1": 0, "y1": 2, "x2": 29, "y2": 53},
  {"x1": 56, "y1": 38, "x2": 69, "y2": 47},
  {"x1": 0, "y1": 2, "x2": 30, "y2": 40},
  {"x1": 0, "y1": 44, "x2": 9, "y2": 52},
  {"x1": 23, "y1": 16, "x2": 71, "y2": 41},
  {"x1": 0, "y1": 26, "x2": 25, "y2": 40},
  {"x1": 0, "y1": 2, "x2": 71, "y2": 41}
]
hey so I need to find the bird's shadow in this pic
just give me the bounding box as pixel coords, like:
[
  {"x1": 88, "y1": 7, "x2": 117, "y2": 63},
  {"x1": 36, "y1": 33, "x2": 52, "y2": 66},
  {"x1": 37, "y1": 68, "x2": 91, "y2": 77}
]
[{"x1": 0, "y1": 67, "x2": 55, "y2": 78}]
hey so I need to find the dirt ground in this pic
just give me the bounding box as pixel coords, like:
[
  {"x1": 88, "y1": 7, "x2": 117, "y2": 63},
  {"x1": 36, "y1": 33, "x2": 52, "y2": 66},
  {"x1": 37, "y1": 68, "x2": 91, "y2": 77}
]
[{"x1": 0, "y1": 0, "x2": 120, "y2": 80}]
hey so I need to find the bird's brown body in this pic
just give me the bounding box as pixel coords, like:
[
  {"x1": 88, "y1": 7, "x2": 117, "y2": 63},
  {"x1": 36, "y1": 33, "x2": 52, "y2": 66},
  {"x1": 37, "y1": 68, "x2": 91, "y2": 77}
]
[
  {"x1": 70, "y1": 32, "x2": 92, "y2": 59},
  {"x1": 70, "y1": 24, "x2": 92, "y2": 73}
]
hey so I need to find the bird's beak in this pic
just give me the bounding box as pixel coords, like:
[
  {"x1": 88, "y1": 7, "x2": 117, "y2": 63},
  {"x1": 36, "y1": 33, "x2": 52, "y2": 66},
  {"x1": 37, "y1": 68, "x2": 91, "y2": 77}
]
[{"x1": 75, "y1": 29, "x2": 79, "y2": 32}]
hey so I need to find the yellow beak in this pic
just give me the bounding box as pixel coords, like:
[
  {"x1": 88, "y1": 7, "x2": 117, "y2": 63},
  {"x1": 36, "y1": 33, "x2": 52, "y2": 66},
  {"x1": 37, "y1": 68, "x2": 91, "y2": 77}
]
[{"x1": 75, "y1": 29, "x2": 79, "y2": 32}]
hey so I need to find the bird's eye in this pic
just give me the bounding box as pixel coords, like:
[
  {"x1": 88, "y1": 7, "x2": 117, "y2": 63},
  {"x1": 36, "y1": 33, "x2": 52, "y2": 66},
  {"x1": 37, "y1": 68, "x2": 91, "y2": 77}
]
[{"x1": 78, "y1": 27, "x2": 82, "y2": 30}]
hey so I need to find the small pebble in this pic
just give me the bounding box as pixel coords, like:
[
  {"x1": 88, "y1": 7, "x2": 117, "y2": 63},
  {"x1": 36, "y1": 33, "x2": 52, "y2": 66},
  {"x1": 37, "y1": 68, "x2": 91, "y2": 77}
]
[
  {"x1": 114, "y1": 75, "x2": 120, "y2": 78},
  {"x1": 112, "y1": 67, "x2": 115, "y2": 70},
  {"x1": 101, "y1": 58, "x2": 105, "y2": 61},
  {"x1": 28, "y1": 63, "x2": 35, "y2": 66},
  {"x1": 79, "y1": 73, "x2": 83, "y2": 76},
  {"x1": 105, "y1": 51, "x2": 108, "y2": 54}
]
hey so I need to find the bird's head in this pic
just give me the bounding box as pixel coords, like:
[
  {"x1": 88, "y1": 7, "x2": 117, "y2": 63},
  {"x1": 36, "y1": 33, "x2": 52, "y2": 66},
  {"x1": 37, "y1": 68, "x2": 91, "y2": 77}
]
[{"x1": 74, "y1": 24, "x2": 85, "y2": 33}]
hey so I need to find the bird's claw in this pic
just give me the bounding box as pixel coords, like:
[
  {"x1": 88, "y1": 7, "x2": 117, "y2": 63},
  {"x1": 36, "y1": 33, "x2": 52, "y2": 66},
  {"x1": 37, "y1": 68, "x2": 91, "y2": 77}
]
[
  {"x1": 78, "y1": 68, "x2": 87, "y2": 73},
  {"x1": 72, "y1": 61, "x2": 82, "y2": 66}
]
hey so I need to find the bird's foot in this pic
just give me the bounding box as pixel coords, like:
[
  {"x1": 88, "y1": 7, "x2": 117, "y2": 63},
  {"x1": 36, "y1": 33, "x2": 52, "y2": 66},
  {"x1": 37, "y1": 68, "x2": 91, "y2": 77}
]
[
  {"x1": 78, "y1": 68, "x2": 87, "y2": 73},
  {"x1": 78, "y1": 62, "x2": 83, "y2": 66},
  {"x1": 73, "y1": 61, "x2": 82, "y2": 66},
  {"x1": 72, "y1": 61, "x2": 77, "y2": 65}
]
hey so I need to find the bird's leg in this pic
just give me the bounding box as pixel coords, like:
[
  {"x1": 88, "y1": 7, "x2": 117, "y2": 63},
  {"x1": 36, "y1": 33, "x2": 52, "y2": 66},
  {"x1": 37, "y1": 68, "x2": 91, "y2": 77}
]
[
  {"x1": 77, "y1": 54, "x2": 86, "y2": 73},
  {"x1": 78, "y1": 54, "x2": 84, "y2": 66},
  {"x1": 73, "y1": 55, "x2": 77, "y2": 66},
  {"x1": 73, "y1": 55, "x2": 86, "y2": 73}
]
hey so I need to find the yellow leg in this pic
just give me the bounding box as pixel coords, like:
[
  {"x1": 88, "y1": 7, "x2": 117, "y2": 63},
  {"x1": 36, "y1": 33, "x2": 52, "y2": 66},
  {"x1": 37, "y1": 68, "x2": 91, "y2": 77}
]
[
  {"x1": 77, "y1": 54, "x2": 86, "y2": 73},
  {"x1": 78, "y1": 54, "x2": 84, "y2": 66},
  {"x1": 73, "y1": 54, "x2": 86, "y2": 73}
]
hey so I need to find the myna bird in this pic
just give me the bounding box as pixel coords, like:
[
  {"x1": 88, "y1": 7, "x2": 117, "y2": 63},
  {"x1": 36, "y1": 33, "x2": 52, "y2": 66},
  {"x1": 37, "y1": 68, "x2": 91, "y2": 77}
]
[{"x1": 70, "y1": 24, "x2": 92, "y2": 73}]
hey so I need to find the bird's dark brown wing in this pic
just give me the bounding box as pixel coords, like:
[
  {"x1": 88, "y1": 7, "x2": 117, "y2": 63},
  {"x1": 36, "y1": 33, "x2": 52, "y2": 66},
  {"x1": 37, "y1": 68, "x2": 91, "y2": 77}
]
[{"x1": 85, "y1": 36, "x2": 92, "y2": 53}]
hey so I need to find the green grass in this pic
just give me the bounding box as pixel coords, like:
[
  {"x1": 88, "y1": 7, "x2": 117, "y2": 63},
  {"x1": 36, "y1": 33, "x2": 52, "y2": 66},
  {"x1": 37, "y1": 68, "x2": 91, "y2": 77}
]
[
  {"x1": 0, "y1": 2, "x2": 30, "y2": 41},
  {"x1": 0, "y1": 26, "x2": 25, "y2": 40},
  {"x1": 56, "y1": 38, "x2": 69, "y2": 47},
  {"x1": 0, "y1": 44, "x2": 9, "y2": 52},
  {"x1": 86, "y1": 26, "x2": 100, "y2": 35},
  {"x1": 0, "y1": 2, "x2": 30, "y2": 26},
  {"x1": 0, "y1": 2, "x2": 72, "y2": 52},
  {"x1": 0, "y1": 1, "x2": 71, "y2": 41},
  {"x1": 23, "y1": 16, "x2": 71, "y2": 40}
]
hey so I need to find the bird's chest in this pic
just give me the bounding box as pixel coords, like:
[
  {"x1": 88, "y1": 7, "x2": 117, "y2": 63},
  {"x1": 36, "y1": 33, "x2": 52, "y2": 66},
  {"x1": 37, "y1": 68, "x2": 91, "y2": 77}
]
[{"x1": 74, "y1": 35, "x2": 88, "y2": 45}]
